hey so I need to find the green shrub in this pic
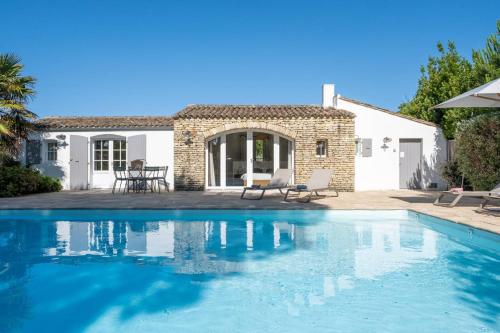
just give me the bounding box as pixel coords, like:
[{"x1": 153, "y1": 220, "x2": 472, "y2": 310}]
[
  {"x1": 37, "y1": 174, "x2": 62, "y2": 193},
  {"x1": 441, "y1": 159, "x2": 471, "y2": 189},
  {"x1": 0, "y1": 152, "x2": 20, "y2": 167},
  {"x1": 0, "y1": 165, "x2": 62, "y2": 197},
  {"x1": 455, "y1": 112, "x2": 500, "y2": 190}
]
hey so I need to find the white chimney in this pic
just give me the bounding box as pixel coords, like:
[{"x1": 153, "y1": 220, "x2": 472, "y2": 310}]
[{"x1": 322, "y1": 83, "x2": 335, "y2": 108}]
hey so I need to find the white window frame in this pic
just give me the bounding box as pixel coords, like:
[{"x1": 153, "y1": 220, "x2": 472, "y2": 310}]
[
  {"x1": 316, "y1": 139, "x2": 328, "y2": 158},
  {"x1": 112, "y1": 140, "x2": 127, "y2": 170},
  {"x1": 47, "y1": 142, "x2": 58, "y2": 161},
  {"x1": 94, "y1": 140, "x2": 110, "y2": 171}
]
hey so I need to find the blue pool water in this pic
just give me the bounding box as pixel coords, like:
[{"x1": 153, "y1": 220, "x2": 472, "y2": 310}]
[{"x1": 0, "y1": 210, "x2": 498, "y2": 333}]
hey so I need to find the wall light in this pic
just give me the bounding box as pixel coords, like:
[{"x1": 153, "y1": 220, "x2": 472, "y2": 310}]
[
  {"x1": 56, "y1": 134, "x2": 68, "y2": 148},
  {"x1": 381, "y1": 137, "x2": 392, "y2": 151}
]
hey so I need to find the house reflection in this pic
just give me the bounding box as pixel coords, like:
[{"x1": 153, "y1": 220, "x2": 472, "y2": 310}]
[
  {"x1": 1, "y1": 215, "x2": 439, "y2": 288},
  {"x1": 354, "y1": 222, "x2": 437, "y2": 279},
  {"x1": 283, "y1": 218, "x2": 438, "y2": 314},
  {"x1": 39, "y1": 219, "x2": 300, "y2": 268},
  {"x1": 3, "y1": 216, "x2": 438, "y2": 280}
]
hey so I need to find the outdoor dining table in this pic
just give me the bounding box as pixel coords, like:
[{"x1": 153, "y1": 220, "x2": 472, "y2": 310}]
[{"x1": 113, "y1": 166, "x2": 168, "y2": 194}]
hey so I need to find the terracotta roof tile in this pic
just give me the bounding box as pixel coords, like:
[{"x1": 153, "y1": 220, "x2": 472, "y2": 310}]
[
  {"x1": 37, "y1": 116, "x2": 173, "y2": 130},
  {"x1": 173, "y1": 104, "x2": 355, "y2": 119}
]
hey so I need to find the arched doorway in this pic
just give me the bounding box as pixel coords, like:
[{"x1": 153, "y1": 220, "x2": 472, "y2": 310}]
[{"x1": 205, "y1": 130, "x2": 294, "y2": 189}]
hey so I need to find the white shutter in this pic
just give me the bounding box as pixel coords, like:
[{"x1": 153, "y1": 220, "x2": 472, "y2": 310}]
[
  {"x1": 362, "y1": 138, "x2": 372, "y2": 157},
  {"x1": 127, "y1": 134, "x2": 147, "y2": 165}
]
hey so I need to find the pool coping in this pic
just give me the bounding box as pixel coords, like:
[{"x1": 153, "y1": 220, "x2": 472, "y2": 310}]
[{"x1": 0, "y1": 190, "x2": 498, "y2": 235}]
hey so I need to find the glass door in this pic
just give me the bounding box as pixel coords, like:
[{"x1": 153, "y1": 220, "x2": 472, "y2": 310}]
[
  {"x1": 207, "y1": 137, "x2": 221, "y2": 187},
  {"x1": 206, "y1": 131, "x2": 293, "y2": 189},
  {"x1": 279, "y1": 136, "x2": 292, "y2": 169},
  {"x1": 225, "y1": 132, "x2": 247, "y2": 186},
  {"x1": 252, "y1": 132, "x2": 274, "y2": 187}
]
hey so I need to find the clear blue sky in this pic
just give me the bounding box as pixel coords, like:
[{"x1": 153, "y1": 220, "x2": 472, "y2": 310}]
[{"x1": 2, "y1": 0, "x2": 498, "y2": 118}]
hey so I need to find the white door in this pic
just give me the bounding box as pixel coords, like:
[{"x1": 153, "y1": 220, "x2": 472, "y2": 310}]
[
  {"x1": 399, "y1": 139, "x2": 422, "y2": 189},
  {"x1": 91, "y1": 139, "x2": 128, "y2": 188},
  {"x1": 69, "y1": 135, "x2": 88, "y2": 190}
]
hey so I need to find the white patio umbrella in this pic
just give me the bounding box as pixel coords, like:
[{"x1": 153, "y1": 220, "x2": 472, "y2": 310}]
[{"x1": 432, "y1": 77, "x2": 500, "y2": 109}]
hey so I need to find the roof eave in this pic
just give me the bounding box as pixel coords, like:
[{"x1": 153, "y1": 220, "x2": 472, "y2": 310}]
[
  {"x1": 36, "y1": 125, "x2": 174, "y2": 132},
  {"x1": 338, "y1": 96, "x2": 440, "y2": 128}
]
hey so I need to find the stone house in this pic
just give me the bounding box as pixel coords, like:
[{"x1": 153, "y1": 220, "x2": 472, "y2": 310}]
[{"x1": 173, "y1": 105, "x2": 355, "y2": 191}]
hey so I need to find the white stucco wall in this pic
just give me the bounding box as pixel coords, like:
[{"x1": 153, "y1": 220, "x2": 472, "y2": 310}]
[
  {"x1": 336, "y1": 97, "x2": 447, "y2": 191},
  {"x1": 29, "y1": 129, "x2": 174, "y2": 190}
]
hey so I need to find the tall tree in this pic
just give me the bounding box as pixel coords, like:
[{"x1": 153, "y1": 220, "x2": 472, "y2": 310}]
[
  {"x1": 472, "y1": 20, "x2": 500, "y2": 84},
  {"x1": 399, "y1": 21, "x2": 500, "y2": 138},
  {"x1": 0, "y1": 54, "x2": 37, "y2": 156},
  {"x1": 399, "y1": 42, "x2": 474, "y2": 138}
]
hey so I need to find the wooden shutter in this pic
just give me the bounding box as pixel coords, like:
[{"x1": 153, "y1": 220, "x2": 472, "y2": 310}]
[
  {"x1": 127, "y1": 134, "x2": 147, "y2": 165},
  {"x1": 26, "y1": 140, "x2": 42, "y2": 165},
  {"x1": 362, "y1": 138, "x2": 372, "y2": 157}
]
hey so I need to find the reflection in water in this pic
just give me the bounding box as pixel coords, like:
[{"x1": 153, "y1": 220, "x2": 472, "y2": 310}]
[
  {"x1": 4, "y1": 218, "x2": 300, "y2": 274},
  {"x1": 0, "y1": 211, "x2": 497, "y2": 333},
  {"x1": 354, "y1": 223, "x2": 437, "y2": 279}
]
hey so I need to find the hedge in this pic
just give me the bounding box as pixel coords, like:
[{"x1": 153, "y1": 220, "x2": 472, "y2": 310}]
[
  {"x1": 455, "y1": 112, "x2": 500, "y2": 191},
  {"x1": 0, "y1": 164, "x2": 62, "y2": 197}
]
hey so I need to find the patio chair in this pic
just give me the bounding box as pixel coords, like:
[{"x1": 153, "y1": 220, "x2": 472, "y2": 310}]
[
  {"x1": 284, "y1": 169, "x2": 338, "y2": 203},
  {"x1": 434, "y1": 183, "x2": 500, "y2": 208},
  {"x1": 155, "y1": 166, "x2": 170, "y2": 192},
  {"x1": 127, "y1": 168, "x2": 145, "y2": 193},
  {"x1": 112, "y1": 167, "x2": 128, "y2": 194},
  {"x1": 130, "y1": 159, "x2": 144, "y2": 170},
  {"x1": 143, "y1": 166, "x2": 161, "y2": 193},
  {"x1": 240, "y1": 169, "x2": 293, "y2": 200}
]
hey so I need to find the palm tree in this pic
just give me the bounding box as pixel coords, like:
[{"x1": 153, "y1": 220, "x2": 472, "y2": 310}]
[{"x1": 0, "y1": 53, "x2": 37, "y2": 157}]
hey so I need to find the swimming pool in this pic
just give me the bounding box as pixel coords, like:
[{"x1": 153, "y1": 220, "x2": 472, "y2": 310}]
[{"x1": 0, "y1": 210, "x2": 498, "y2": 332}]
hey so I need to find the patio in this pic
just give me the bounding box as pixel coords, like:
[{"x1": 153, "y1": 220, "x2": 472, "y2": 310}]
[{"x1": 0, "y1": 189, "x2": 498, "y2": 234}]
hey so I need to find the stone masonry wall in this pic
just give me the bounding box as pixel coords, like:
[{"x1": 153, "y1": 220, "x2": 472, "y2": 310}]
[{"x1": 174, "y1": 117, "x2": 355, "y2": 191}]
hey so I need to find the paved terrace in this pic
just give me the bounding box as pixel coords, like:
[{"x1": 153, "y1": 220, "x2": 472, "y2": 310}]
[{"x1": 0, "y1": 190, "x2": 498, "y2": 234}]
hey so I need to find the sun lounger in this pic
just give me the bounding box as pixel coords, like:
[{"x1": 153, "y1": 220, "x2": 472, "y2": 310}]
[
  {"x1": 479, "y1": 195, "x2": 500, "y2": 210},
  {"x1": 284, "y1": 169, "x2": 337, "y2": 203},
  {"x1": 479, "y1": 184, "x2": 500, "y2": 210},
  {"x1": 434, "y1": 183, "x2": 500, "y2": 208},
  {"x1": 240, "y1": 169, "x2": 293, "y2": 200}
]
